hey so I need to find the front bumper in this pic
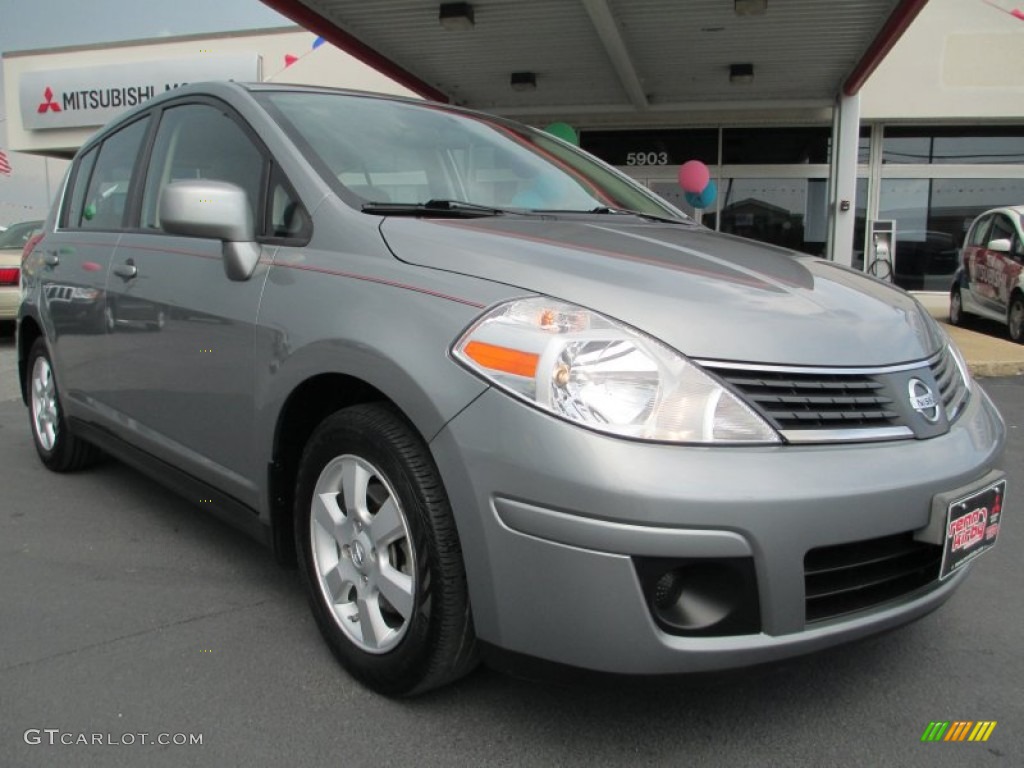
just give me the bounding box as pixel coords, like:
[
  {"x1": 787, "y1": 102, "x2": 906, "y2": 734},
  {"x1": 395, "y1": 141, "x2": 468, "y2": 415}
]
[{"x1": 430, "y1": 382, "x2": 1005, "y2": 675}]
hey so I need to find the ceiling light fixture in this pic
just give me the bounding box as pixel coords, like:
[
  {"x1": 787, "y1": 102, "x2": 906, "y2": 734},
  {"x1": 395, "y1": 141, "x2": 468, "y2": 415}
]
[
  {"x1": 729, "y1": 63, "x2": 755, "y2": 84},
  {"x1": 510, "y1": 72, "x2": 537, "y2": 92},
  {"x1": 439, "y1": 2, "x2": 475, "y2": 30},
  {"x1": 734, "y1": 0, "x2": 767, "y2": 15}
]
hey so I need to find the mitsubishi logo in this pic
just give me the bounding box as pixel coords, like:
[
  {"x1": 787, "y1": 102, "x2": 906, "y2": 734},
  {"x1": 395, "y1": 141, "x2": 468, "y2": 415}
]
[
  {"x1": 908, "y1": 378, "x2": 940, "y2": 424},
  {"x1": 37, "y1": 87, "x2": 61, "y2": 114}
]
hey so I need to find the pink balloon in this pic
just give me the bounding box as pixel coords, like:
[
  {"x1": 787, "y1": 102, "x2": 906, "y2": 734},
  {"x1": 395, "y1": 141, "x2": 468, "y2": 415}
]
[{"x1": 678, "y1": 160, "x2": 710, "y2": 194}]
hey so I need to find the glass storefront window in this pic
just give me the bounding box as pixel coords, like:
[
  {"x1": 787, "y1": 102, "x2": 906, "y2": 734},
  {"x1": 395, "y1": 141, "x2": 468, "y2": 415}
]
[
  {"x1": 722, "y1": 128, "x2": 831, "y2": 164},
  {"x1": 879, "y1": 177, "x2": 1024, "y2": 290},
  {"x1": 852, "y1": 177, "x2": 869, "y2": 272},
  {"x1": 580, "y1": 129, "x2": 718, "y2": 167},
  {"x1": 883, "y1": 126, "x2": 1024, "y2": 165},
  {"x1": 719, "y1": 178, "x2": 829, "y2": 255},
  {"x1": 649, "y1": 180, "x2": 716, "y2": 228}
]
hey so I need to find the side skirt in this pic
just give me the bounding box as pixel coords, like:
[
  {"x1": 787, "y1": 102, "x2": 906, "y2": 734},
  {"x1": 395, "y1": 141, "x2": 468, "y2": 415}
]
[{"x1": 70, "y1": 417, "x2": 272, "y2": 549}]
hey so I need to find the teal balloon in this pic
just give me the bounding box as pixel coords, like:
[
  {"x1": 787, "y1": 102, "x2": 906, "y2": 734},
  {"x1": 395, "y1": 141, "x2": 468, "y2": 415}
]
[
  {"x1": 685, "y1": 179, "x2": 717, "y2": 209},
  {"x1": 544, "y1": 122, "x2": 580, "y2": 146}
]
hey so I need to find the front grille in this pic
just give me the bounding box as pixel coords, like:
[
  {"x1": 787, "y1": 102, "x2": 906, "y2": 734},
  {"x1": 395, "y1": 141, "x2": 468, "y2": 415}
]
[
  {"x1": 804, "y1": 532, "x2": 942, "y2": 623},
  {"x1": 712, "y1": 369, "x2": 899, "y2": 430},
  {"x1": 930, "y1": 345, "x2": 969, "y2": 422},
  {"x1": 704, "y1": 345, "x2": 969, "y2": 443}
]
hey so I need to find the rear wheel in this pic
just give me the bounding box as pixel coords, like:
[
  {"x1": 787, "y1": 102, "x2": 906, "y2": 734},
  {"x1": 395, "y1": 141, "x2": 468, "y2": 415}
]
[
  {"x1": 27, "y1": 338, "x2": 102, "y2": 471},
  {"x1": 294, "y1": 403, "x2": 477, "y2": 696},
  {"x1": 1009, "y1": 295, "x2": 1024, "y2": 343}
]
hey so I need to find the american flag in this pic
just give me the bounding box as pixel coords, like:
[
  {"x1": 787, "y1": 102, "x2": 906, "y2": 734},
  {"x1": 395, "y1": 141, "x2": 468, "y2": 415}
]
[{"x1": 0, "y1": 150, "x2": 11, "y2": 176}]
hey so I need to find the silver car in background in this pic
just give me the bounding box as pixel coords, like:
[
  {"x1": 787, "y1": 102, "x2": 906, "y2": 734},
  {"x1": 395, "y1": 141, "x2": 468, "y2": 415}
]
[{"x1": 18, "y1": 83, "x2": 1006, "y2": 696}]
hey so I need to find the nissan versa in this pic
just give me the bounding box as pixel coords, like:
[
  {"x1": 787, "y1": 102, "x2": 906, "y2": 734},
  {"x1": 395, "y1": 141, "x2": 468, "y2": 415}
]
[{"x1": 18, "y1": 83, "x2": 1006, "y2": 696}]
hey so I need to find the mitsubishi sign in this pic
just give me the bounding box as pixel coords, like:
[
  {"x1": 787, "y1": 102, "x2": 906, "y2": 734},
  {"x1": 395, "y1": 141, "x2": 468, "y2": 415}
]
[{"x1": 19, "y1": 54, "x2": 260, "y2": 131}]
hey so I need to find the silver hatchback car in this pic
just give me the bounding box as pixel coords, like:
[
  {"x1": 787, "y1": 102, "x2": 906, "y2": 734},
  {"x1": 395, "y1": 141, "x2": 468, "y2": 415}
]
[{"x1": 19, "y1": 83, "x2": 1006, "y2": 695}]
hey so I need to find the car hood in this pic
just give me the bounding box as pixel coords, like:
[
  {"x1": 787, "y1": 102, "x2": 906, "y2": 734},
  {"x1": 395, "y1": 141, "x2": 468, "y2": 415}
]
[{"x1": 379, "y1": 216, "x2": 943, "y2": 366}]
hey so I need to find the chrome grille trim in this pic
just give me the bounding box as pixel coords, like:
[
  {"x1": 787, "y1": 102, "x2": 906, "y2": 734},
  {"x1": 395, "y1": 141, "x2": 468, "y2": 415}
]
[
  {"x1": 694, "y1": 357, "x2": 935, "y2": 376},
  {"x1": 930, "y1": 345, "x2": 970, "y2": 423},
  {"x1": 780, "y1": 426, "x2": 914, "y2": 444}
]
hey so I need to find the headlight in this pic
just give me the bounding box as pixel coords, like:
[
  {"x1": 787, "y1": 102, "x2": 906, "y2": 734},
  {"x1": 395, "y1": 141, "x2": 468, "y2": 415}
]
[
  {"x1": 452, "y1": 297, "x2": 780, "y2": 444},
  {"x1": 941, "y1": 329, "x2": 973, "y2": 391}
]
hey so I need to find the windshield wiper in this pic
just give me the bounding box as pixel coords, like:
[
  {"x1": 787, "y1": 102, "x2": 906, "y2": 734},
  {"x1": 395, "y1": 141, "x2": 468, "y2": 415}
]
[
  {"x1": 361, "y1": 199, "x2": 509, "y2": 217},
  {"x1": 588, "y1": 206, "x2": 694, "y2": 225}
]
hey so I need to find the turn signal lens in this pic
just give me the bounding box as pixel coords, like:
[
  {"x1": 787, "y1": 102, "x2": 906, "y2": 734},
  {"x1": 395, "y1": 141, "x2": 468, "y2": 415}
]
[{"x1": 463, "y1": 341, "x2": 539, "y2": 378}]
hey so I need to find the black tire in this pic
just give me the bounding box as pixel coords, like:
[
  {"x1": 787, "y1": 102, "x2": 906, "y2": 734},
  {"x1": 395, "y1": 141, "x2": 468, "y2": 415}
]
[
  {"x1": 294, "y1": 403, "x2": 477, "y2": 696},
  {"x1": 949, "y1": 287, "x2": 965, "y2": 327},
  {"x1": 1008, "y1": 295, "x2": 1024, "y2": 344},
  {"x1": 26, "y1": 338, "x2": 102, "y2": 471}
]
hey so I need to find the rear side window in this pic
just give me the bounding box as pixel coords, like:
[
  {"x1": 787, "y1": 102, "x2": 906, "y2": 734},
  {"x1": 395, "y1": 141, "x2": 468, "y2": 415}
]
[
  {"x1": 63, "y1": 147, "x2": 98, "y2": 229},
  {"x1": 141, "y1": 103, "x2": 266, "y2": 231},
  {"x1": 77, "y1": 117, "x2": 150, "y2": 230}
]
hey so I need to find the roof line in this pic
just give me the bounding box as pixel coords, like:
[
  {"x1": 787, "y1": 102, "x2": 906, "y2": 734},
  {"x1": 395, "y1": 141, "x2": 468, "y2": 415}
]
[
  {"x1": 258, "y1": 0, "x2": 451, "y2": 102},
  {"x1": 2, "y1": 25, "x2": 302, "y2": 59},
  {"x1": 842, "y1": 0, "x2": 929, "y2": 97}
]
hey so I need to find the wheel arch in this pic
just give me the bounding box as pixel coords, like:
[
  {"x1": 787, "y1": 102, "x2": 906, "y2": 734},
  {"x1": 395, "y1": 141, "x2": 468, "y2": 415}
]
[
  {"x1": 267, "y1": 372, "x2": 394, "y2": 566},
  {"x1": 17, "y1": 315, "x2": 43, "y2": 405}
]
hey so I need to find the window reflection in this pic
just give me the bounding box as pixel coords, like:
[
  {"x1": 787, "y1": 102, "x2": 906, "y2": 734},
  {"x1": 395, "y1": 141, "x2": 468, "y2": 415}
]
[
  {"x1": 883, "y1": 127, "x2": 1024, "y2": 165},
  {"x1": 879, "y1": 178, "x2": 1024, "y2": 290},
  {"x1": 649, "y1": 181, "x2": 716, "y2": 228},
  {"x1": 718, "y1": 178, "x2": 829, "y2": 255}
]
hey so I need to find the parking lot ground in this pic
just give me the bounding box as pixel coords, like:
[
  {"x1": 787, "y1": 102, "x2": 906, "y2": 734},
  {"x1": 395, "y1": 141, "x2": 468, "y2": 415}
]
[{"x1": 1, "y1": 339, "x2": 1022, "y2": 767}]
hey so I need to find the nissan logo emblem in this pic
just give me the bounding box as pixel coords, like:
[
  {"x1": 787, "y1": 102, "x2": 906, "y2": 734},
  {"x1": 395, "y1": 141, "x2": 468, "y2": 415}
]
[{"x1": 908, "y1": 378, "x2": 941, "y2": 424}]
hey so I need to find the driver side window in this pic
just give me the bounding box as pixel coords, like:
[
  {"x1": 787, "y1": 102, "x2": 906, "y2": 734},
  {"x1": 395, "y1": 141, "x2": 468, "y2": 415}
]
[
  {"x1": 989, "y1": 215, "x2": 1015, "y2": 248},
  {"x1": 141, "y1": 103, "x2": 265, "y2": 231},
  {"x1": 967, "y1": 215, "x2": 991, "y2": 248}
]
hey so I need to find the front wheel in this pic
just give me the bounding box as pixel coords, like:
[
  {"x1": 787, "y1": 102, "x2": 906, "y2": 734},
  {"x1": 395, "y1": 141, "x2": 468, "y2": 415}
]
[
  {"x1": 1008, "y1": 295, "x2": 1024, "y2": 343},
  {"x1": 294, "y1": 403, "x2": 477, "y2": 696},
  {"x1": 27, "y1": 338, "x2": 102, "y2": 471}
]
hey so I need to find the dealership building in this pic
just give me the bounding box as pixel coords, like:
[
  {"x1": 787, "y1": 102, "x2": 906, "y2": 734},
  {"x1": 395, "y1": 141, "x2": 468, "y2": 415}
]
[{"x1": 3, "y1": 0, "x2": 1022, "y2": 292}]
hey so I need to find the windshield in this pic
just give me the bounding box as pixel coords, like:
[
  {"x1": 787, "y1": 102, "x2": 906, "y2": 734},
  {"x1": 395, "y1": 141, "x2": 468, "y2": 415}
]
[{"x1": 256, "y1": 91, "x2": 685, "y2": 219}]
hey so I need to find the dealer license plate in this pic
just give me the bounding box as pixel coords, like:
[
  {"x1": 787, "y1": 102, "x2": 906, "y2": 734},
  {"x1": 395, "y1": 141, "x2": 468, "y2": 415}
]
[{"x1": 939, "y1": 480, "x2": 1005, "y2": 580}]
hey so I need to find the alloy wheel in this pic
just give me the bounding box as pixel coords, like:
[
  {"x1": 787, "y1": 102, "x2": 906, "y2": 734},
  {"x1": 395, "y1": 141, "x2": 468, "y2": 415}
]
[
  {"x1": 309, "y1": 454, "x2": 416, "y2": 654},
  {"x1": 31, "y1": 356, "x2": 59, "y2": 451}
]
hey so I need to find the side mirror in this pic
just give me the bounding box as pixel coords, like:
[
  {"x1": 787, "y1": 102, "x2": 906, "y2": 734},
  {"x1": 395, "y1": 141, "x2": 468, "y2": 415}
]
[
  {"x1": 159, "y1": 181, "x2": 260, "y2": 281},
  {"x1": 987, "y1": 238, "x2": 1012, "y2": 254}
]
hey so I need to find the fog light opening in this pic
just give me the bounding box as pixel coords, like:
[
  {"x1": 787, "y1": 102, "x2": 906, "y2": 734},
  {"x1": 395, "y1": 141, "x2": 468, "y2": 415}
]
[{"x1": 651, "y1": 564, "x2": 745, "y2": 632}]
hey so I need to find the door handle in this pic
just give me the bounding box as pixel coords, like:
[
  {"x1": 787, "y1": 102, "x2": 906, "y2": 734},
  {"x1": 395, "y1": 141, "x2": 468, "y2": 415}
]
[
  {"x1": 113, "y1": 261, "x2": 138, "y2": 280},
  {"x1": 43, "y1": 252, "x2": 59, "y2": 267}
]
